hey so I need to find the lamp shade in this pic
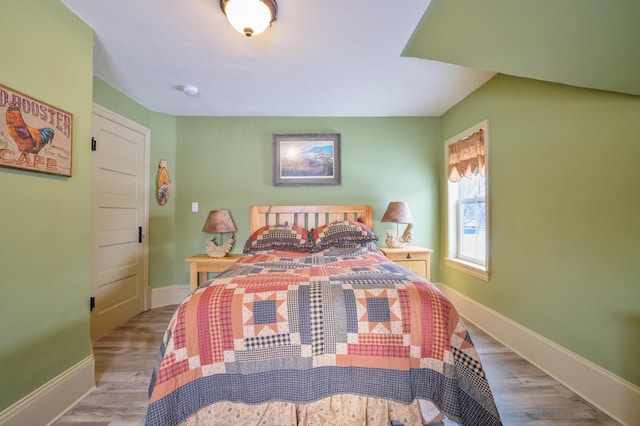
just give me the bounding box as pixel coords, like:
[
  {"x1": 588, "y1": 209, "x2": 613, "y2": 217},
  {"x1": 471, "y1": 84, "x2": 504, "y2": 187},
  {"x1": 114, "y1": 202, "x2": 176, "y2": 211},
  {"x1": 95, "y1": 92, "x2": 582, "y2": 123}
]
[
  {"x1": 202, "y1": 210, "x2": 236, "y2": 233},
  {"x1": 220, "y1": 0, "x2": 277, "y2": 37},
  {"x1": 381, "y1": 202, "x2": 414, "y2": 224}
]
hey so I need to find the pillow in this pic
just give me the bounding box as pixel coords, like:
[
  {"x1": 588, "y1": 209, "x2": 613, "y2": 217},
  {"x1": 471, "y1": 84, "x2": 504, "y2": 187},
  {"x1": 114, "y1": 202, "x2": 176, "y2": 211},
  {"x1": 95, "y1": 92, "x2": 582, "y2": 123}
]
[
  {"x1": 243, "y1": 224, "x2": 311, "y2": 253},
  {"x1": 315, "y1": 241, "x2": 382, "y2": 256},
  {"x1": 312, "y1": 221, "x2": 378, "y2": 250}
]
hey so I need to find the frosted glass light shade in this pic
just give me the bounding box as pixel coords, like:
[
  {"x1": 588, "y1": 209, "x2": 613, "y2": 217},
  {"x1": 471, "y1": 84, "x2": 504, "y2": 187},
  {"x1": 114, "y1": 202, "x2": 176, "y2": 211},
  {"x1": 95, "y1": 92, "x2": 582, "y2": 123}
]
[{"x1": 222, "y1": 0, "x2": 276, "y2": 37}]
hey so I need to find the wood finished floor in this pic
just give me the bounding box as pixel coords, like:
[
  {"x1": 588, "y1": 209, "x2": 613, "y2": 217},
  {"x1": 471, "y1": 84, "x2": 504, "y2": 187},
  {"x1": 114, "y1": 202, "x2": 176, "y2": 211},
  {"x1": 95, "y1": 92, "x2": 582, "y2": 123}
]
[{"x1": 54, "y1": 305, "x2": 620, "y2": 426}]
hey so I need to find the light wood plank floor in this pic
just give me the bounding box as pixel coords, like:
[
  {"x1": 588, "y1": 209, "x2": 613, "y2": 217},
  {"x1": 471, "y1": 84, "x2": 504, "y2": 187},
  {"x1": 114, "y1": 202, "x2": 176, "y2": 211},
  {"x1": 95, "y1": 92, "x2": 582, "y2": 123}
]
[{"x1": 54, "y1": 305, "x2": 620, "y2": 426}]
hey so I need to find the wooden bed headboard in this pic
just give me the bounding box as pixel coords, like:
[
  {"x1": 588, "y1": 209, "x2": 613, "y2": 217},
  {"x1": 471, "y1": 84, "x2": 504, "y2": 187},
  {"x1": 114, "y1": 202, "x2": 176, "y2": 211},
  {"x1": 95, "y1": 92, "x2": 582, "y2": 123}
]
[{"x1": 250, "y1": 205, "x2": 373, "y2": 232}]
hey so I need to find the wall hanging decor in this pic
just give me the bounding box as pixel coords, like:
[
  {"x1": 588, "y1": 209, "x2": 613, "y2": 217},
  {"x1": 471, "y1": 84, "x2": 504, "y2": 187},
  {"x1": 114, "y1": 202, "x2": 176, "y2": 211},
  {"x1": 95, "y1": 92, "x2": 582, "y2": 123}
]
[
  {"x1": 0, "y1": 83, "x2": 73, "y2": 177},
  {"x1": 156, "y1": 160, "x2": 171, "y2": 205},
  {"x1": 272, "y1": 133, "x2": 341, "y2": 186}
]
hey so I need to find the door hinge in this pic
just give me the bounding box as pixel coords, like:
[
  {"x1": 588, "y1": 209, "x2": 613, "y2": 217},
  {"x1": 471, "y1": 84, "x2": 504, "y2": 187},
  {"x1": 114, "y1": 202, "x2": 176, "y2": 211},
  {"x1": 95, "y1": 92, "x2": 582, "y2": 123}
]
[
  {"x1": 138, "y1": 226, "x2": 143, "y2": 243},
  {"x1": 91, "y1": 137, "x2": 97, "y2": 151},
  {"x1": 90, "y1": 296, "x2": 95, "y2": 312}
]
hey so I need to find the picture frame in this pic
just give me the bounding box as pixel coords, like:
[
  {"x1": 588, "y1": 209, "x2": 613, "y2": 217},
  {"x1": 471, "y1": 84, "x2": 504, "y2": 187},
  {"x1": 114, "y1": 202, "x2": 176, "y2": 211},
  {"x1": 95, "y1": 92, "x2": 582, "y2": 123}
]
[
  {"x1": 273, "y1": 133, "x2": 341, "y2": 186},
  {"x1": 0, "y1": 83, "x2": 73, "y2": 177}
]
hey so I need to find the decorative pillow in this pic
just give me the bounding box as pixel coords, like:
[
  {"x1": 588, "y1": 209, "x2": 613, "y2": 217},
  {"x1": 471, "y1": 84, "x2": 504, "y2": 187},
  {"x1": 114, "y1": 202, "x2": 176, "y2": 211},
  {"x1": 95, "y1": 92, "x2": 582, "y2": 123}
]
[
  {"x1": 312, "y1": 221, "x2": 378, "y2": 250},
  {"x1": 243, "y1": 224, "x2": 311, "y2": 253},
  {"x1": 315, "y1": 241, "x2": 382, "y2": 255}
]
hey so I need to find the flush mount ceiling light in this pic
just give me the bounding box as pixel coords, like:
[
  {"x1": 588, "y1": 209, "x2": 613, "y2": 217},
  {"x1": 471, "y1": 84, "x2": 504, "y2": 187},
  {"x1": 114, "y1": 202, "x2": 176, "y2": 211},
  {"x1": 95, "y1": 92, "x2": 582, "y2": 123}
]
[{"x1": 220, "y1": 0, "x2": 277, "y2": 37}]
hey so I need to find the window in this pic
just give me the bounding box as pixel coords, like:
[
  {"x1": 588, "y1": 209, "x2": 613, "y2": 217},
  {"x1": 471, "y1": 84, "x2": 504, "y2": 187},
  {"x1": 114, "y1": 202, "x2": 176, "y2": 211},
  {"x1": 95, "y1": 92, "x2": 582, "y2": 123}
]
[{"x1": 445, "y1": 121, "x2": 489, "y2": 280}]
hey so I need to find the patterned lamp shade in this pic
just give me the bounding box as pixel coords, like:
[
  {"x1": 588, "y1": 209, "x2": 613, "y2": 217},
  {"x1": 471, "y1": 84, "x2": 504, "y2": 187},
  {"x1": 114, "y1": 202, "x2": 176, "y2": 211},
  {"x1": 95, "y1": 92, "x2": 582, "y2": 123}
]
[
  {"x1": 381, "y1": 202, "x2": 414, "y2": 224},
  {"x1": 202, "y1": 210, "x2": 236, "y2": 233}
]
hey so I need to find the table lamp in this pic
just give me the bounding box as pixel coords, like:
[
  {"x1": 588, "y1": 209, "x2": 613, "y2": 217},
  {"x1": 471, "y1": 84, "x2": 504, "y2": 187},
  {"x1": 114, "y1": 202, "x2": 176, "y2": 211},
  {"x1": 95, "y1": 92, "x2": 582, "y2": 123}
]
[
  {"x1": 202, "y1": 210, "x2": 236, "y2": 257},
  {"x1": 381, "y1": 201, "x2": 414, "y2": 248}
]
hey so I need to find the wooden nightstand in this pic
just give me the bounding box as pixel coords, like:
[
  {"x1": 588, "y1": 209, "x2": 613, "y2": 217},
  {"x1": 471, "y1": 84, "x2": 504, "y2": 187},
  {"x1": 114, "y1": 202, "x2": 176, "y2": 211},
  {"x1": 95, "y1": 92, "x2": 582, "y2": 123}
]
[
  {"x1": 379, "y1": 246, "x2": 433, "y2": 281},
  {"x1": 185, "y1": 254, "x2": 243, "y2": 291}
]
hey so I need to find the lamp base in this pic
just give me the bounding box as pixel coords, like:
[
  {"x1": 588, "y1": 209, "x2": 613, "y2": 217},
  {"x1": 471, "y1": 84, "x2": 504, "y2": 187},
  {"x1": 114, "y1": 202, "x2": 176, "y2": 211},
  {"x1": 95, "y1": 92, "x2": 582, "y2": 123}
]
[
  {"x1": 206, "y1": 251, "x2": 228, "y2": 258},
  {"x1": 385, "y1": 224, "x2": 413, "y2": 248},
  {"x1": 205, "y1": 236, "x2": 234, "y2": 258},
  {"x1": 385, "y1": 229, "x2": 406, "y2": 248}
]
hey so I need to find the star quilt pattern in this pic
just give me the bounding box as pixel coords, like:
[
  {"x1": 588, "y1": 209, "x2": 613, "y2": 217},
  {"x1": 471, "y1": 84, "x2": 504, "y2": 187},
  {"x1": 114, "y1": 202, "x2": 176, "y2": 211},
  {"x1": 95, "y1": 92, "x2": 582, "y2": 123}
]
[{"x1": 146, "y1": 248, "x2": 501, "y2": 426}]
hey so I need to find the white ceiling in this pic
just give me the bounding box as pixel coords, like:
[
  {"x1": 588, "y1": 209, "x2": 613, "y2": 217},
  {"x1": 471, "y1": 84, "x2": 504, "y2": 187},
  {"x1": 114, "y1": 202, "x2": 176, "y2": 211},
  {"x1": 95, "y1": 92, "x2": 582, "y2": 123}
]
[{"x1": 61, "y1": 0, "x2": 495, "y2": 117}]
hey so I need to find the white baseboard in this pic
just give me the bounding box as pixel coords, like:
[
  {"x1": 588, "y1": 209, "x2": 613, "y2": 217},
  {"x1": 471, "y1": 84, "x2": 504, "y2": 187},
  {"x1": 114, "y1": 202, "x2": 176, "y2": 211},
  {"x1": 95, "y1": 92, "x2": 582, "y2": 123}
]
[
  {"x1": 436, "y1": 283, "x2": 640, "y2": 426},
  {"x1": 0, "y1": 286, "x2": 185, "y2": 426},
  {"x1": 150, "y1": 285, "x2": 190, "y2": 308},
  {"x1": 0, "y1": 356, "x2": 95, "y2": 426}
]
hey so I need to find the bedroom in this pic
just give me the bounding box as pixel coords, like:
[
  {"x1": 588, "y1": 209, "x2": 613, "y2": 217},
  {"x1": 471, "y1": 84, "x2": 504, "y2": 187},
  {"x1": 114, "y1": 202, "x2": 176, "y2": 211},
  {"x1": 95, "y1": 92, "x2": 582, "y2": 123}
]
[{"x1": 0, "y1": 0, "x2": 638, "y2": 425}]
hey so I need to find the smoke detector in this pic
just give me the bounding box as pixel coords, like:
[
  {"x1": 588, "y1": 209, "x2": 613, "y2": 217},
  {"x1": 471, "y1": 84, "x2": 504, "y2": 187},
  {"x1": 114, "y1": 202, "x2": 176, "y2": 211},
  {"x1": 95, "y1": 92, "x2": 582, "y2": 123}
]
[{"x1": 183, "y1": 85, "x2": 199, "y2": 97}]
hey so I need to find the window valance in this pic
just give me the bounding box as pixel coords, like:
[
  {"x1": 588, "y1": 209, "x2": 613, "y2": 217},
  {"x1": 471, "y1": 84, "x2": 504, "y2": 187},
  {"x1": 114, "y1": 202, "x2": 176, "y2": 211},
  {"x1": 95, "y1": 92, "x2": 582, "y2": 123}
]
[{"x1": 448, "y1": 128, "x2": 485, "y2": 182}]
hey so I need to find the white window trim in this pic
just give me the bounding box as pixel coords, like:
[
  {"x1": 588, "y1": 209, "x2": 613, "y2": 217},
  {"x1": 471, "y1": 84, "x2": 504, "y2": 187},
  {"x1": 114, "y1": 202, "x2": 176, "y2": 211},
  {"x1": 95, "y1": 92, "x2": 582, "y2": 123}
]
[
  {"x1": 444, "y1": 257, "x2": 489, "y2": 281},
  {"x1": 444, "y1": 119, "x2": 490, "y2": 281}
]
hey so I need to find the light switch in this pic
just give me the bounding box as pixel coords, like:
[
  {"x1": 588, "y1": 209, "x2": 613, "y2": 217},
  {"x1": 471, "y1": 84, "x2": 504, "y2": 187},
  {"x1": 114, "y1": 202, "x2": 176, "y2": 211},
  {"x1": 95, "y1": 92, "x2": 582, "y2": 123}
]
[{"x1": 192, "y1": 202, "x2": 198, "y2": 213}]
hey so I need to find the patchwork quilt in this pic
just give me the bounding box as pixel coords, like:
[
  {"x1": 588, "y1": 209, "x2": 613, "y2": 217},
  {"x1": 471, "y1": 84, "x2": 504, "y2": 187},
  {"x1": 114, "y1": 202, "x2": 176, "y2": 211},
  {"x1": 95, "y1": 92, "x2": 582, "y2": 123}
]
[{"x1": 146, "y1": 248, "x2": 501, "y2": 426}]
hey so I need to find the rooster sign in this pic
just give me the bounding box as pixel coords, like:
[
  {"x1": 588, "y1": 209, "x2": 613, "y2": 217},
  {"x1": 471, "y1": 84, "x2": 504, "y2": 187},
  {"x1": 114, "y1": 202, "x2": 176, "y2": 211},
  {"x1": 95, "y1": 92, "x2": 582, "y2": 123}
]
[{"x1": 0, "y1": 84, "x2": 73, "y2": 177}]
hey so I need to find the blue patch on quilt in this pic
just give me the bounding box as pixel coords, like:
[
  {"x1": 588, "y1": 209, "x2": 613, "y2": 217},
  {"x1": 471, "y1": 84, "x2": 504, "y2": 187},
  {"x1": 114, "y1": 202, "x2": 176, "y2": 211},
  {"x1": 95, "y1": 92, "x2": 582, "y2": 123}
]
[
  {"x1": 254, "y1": 300, "x2": 277, "y2": 324},
  {"x1": 343, "y1": 289, "x2": 358, "y2": 333},
  {"x1": 366, "y1": 297, "x2": 391, "y2": 322}
]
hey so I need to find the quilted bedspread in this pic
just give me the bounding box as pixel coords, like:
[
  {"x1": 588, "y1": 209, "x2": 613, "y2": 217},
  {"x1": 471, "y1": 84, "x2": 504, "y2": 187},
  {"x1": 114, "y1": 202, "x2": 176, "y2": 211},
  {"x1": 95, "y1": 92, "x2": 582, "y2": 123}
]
[{"x1": 146, "y1": 248, "x2": 501, "y2": 426}]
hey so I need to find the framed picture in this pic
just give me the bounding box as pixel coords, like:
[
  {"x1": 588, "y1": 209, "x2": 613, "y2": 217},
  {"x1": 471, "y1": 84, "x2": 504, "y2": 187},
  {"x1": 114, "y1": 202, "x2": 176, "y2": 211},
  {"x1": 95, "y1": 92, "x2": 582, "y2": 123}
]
[
  {"x1": 0, "y1": 83, "x2": 73, "y2": 177},
  {"x1": 273, "y1": 133, "x2": 341, "y2": 186}
]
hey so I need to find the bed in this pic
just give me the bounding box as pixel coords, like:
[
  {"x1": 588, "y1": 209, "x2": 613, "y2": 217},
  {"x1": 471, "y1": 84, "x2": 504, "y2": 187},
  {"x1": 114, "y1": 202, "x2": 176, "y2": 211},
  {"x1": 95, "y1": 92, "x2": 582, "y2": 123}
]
[{"x1": 145, "y1": 205, "x2": 501, "y2": 425}]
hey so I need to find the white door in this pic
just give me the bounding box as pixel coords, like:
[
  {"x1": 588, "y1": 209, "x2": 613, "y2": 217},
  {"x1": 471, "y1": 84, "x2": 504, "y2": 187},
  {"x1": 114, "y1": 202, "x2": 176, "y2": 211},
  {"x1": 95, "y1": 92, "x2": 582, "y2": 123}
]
[{"x1": 91, "y1": 104, "x2": 149, "y2": 340}]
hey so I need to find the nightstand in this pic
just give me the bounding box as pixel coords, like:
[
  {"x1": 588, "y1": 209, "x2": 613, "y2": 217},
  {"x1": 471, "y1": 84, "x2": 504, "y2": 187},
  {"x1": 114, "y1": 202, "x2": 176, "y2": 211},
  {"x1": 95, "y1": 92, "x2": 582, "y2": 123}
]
[
  {"x1": 185, "y1": 254, "x2": 242, "y2": 291},
  {"x1": 380, "y1": 246, "x2": 433, "y2": 281}
]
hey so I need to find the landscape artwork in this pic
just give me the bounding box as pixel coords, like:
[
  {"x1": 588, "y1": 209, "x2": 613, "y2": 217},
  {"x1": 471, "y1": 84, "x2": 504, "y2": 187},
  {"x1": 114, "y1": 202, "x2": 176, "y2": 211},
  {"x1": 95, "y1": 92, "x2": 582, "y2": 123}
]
[
  {"x1": 273, "y1": 133, "x2": 341, "y2": 186},
  {"x1": 0, "y1": 84, "x2": 72, "y2": 177}
]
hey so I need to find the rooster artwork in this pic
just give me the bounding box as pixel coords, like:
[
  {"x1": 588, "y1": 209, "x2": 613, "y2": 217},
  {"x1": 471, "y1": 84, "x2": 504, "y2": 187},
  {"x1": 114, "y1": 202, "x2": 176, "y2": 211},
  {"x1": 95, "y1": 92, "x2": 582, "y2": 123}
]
[
  {"x1": 5, "y1": 101, "x2": 55, "y2": 154},
  {"x1": 0, "y1": 84, "x2": 72, "y2": 176}
]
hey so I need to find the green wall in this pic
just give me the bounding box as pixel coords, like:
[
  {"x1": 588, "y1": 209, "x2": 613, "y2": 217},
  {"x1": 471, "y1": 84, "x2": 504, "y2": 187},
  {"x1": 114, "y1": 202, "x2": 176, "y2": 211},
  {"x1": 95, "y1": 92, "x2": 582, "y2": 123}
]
[
  {"x1": 173, "y1": 116, "x2": 441, "y2": 285},
  {"x1": 440, "y1": 74, "x2": 640, "y2": 386},
  {"x1": 91, "y1": 84, "x2": 442, "y2": 287},
  {"x1": 0, "y1": 0, "x2": 94, "y2": 410},
  {"x1": 404, "y1": 0, "x2": 640, "y2": 98}
]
